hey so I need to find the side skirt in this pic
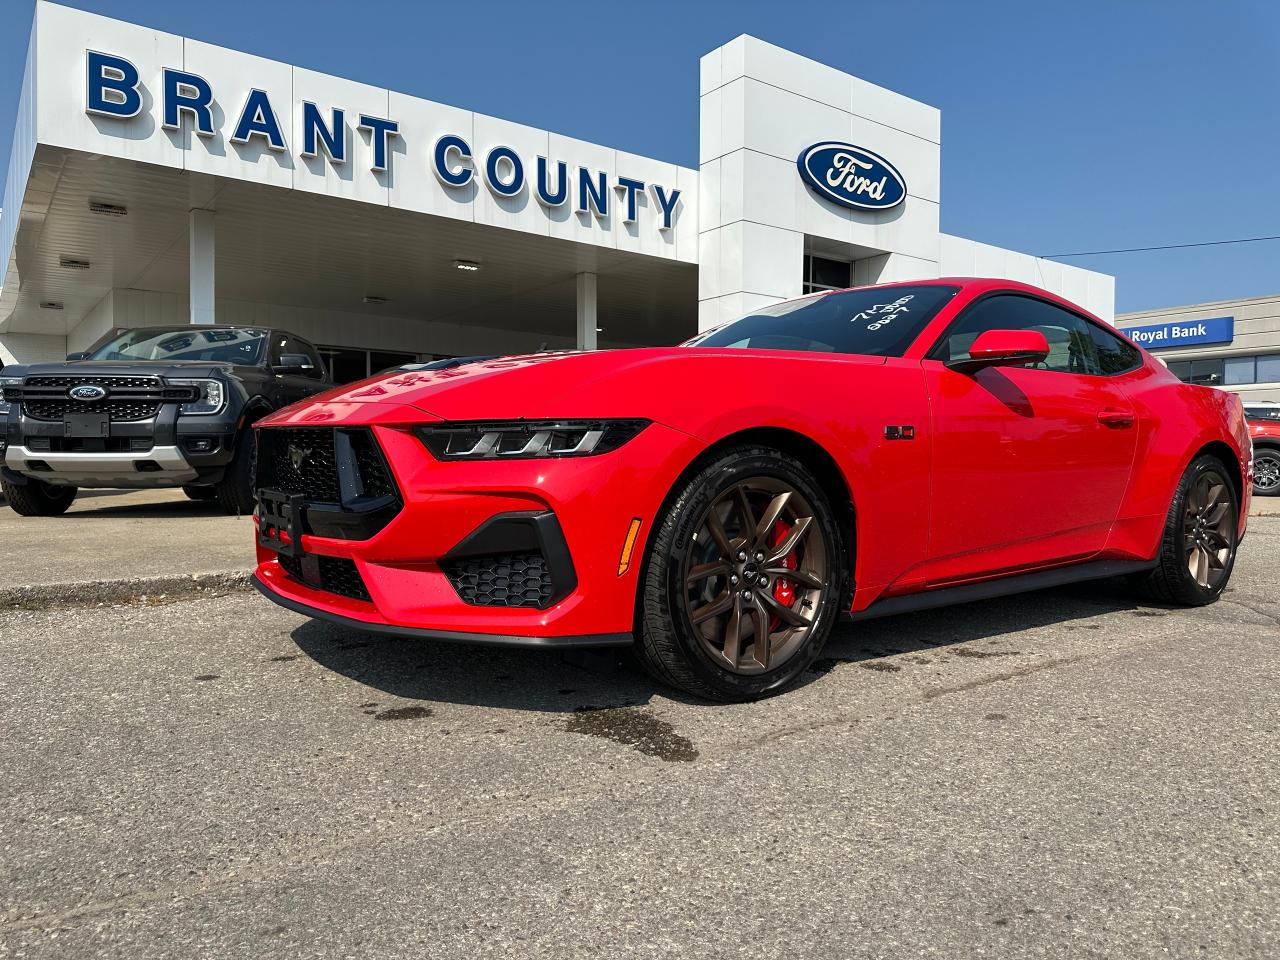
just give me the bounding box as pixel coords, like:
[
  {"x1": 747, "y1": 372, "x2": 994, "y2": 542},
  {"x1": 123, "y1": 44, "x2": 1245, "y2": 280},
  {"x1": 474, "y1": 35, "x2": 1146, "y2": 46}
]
[{"x1": 844, "y1": 559, "x2": 1157, "y2": 623}]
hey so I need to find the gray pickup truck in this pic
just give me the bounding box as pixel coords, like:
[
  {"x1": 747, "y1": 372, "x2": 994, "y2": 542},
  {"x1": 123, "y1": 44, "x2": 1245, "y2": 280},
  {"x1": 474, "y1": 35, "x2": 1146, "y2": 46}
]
[{"x1": 0, "y1": 325, "x2": 331, "y2": 516}]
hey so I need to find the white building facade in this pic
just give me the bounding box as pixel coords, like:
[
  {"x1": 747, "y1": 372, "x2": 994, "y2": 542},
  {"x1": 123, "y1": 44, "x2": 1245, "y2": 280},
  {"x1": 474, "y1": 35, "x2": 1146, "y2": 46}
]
[{"x1": 0, "y1": 3, "x2": 1114, "y2": 377}]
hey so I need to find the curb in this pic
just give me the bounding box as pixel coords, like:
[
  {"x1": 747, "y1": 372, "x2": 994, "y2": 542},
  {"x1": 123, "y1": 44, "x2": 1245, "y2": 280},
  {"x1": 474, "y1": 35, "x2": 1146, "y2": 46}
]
[{"x1": 0, "y1": 570, "x2": 253, "y2": 611}]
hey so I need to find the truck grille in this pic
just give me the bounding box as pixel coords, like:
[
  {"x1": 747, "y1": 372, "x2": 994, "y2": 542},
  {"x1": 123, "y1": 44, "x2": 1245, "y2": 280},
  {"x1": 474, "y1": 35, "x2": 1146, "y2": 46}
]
[
  {"x1": 15, "y1": 375, "x2": 175, "y2": 423},
  {"x1": 24, "y1": 399, "x2": 161, "y2": 422},
  {"x1": 256, "y1": 427, "x2": 399, "y2": 506}
]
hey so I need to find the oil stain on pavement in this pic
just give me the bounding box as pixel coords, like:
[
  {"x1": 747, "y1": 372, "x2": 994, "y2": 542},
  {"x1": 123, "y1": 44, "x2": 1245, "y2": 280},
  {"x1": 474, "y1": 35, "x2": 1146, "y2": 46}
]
[
  {"x1": 372, "y1": 706, "x2": 434, "y2": 721},
  {"x1": 565, "y1": 706, "x2": 698, "y2": 762}
]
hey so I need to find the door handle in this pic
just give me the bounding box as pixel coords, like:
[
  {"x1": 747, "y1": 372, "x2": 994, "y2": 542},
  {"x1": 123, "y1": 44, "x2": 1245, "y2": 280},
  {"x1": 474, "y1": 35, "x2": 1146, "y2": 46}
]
[{"x1": 1097, "y1": 408, "x2": 1134, "y2": 428}]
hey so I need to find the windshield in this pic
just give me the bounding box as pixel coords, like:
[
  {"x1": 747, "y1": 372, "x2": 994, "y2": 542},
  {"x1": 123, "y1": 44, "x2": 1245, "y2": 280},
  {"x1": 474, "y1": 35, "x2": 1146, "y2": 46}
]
[
  {"x1": 88, "y1": 328, "x2": 268, "y2": 364},
  {"x1": 685, "y1": 285, "x2": 960, "y2": 357}
]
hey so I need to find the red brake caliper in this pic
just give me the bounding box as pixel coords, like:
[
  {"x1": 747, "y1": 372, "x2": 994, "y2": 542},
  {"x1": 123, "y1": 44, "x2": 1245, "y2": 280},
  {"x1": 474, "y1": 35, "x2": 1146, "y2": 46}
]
[{"x1": 768, "y1": 520, "x2": 798, "y2": 629}]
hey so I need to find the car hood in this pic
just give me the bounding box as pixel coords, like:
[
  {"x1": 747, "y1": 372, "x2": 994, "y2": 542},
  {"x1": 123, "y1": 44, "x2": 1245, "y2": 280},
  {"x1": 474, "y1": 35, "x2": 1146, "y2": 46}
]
[
  {"x1": 272, "y1": 347, "x2": 887, "y2": 425},
  {"x1": 3, "y1": 360, "x2": 244, "y2": 378}
]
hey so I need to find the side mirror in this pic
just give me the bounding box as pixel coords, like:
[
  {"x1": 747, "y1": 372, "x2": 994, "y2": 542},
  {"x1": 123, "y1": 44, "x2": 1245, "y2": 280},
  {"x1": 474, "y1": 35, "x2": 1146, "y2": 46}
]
[
  {"x1": 65, "y1": 351, "x2": 91, "y2": 361},
  {"x1": 946, "y1": 329, "x2": 1050, "y2": 374},
  {"x1": 272, "y1": 353, "x2": 314, "y2": 374}
]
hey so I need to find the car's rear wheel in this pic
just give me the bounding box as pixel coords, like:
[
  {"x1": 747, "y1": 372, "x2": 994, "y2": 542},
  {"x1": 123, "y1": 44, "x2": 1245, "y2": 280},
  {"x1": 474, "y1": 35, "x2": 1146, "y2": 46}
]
[
  {"x1": 1254, "y1": 447, "x2": 1280, "y2": 497},
  {"x1": 1134, "y1": 454, "x2": 1238, "y2": 606},
  {"x1": 182, "y1": 485, "x2": 217, "y2": 502},
  {"x1": 2, "y1": 478, "x2": 77, "y2": 516},
  {"x1": 636, "y1": 445, "x2": 846, "y2": 702}
]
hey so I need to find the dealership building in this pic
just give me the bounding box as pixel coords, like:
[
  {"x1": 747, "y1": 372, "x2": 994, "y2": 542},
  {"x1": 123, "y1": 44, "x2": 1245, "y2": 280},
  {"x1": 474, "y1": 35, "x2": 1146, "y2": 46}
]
[
  {"x1": 1115, "y1": 295, "x2": 1280, "y2": 403},
  {"x1": 0, "y1": 2, "x2": 1114, "y2": 379}
]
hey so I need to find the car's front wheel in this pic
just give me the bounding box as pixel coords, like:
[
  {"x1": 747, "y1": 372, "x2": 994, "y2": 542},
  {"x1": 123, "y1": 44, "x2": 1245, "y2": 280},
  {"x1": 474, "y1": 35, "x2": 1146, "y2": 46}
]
[
  {"x1": 2, "y1": 477, "x2": 77, "y2": 516},
  {"x1": 1134, "y1": 453, "x2": 1239, "y2": 606},
  {"x1": 636, "y1": 445, "x2": 846, "y2": 702},
  {"x1": 1254, "y1": 446, "x2": 1280, "y2": 497}
]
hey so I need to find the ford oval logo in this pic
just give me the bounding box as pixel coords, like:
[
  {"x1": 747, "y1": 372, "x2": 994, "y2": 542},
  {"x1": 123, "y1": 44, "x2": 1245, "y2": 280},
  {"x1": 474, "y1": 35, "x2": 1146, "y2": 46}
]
[
  {"x1": 796, "y1": 142, "x2": 907, "y2": 211},
  {"x1": 68, "y1": 383, "x2": 108, "y2": 402}
]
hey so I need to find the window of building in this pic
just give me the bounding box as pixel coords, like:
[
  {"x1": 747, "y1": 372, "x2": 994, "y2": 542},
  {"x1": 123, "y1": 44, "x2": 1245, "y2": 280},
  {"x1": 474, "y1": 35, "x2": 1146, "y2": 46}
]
[
  {"x1": 1185, "y1": 358, "x2": 1224, "y2": 385},
  {"x1": 802, "y1": 255, "x2": 851, "y2": 294},
  {"x1": 1224, "y1": 356, "x2": 1256, "y2": 385},
  {"x1": 318, "y1": 346, "x2": 433, "y2": 384},
  {"x1": 1258, "y1": 354, "x2": 1280, "y2": 384}
]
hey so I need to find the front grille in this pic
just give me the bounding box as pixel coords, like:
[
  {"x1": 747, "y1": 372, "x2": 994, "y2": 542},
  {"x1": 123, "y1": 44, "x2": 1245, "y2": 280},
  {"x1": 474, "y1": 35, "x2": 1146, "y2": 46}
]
[
  {"x1": 25, "y1": 375, "x2": 159, "y2": 390},
  {"x1": 256, "y1": 427, "x2": 400, "y2": 507},
  {"x1": 15, "y1": 375, "x2": 177, "y2": 423},
  {"x1": 277, "y1": 554, "x2": 372, "y2": 602},
  {"x1": 348, "y1": 430, "x2": 396, "y2": 500},
  {"x1": 442, "y1": 552, "x2": 554, "y2": 608},
  {"x1": 24, "y1": 399, "x2": 161, "y2": 422},
  {"x1": 256, "y1": 428, "x2": 340, "y2": 502}
]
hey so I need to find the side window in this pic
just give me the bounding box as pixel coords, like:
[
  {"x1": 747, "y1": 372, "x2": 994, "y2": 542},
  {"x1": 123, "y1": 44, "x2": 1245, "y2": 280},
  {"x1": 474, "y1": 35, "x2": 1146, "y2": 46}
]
[
  {"x1": 294, "y1": 339, "x2": 326, "y2": 381},
  {"x1": 930, "y1": 295, "x2": 1102, "y2": 376},
  {"x1": 1089, "y1": 323, "x2": 1142, "y2": 375}
]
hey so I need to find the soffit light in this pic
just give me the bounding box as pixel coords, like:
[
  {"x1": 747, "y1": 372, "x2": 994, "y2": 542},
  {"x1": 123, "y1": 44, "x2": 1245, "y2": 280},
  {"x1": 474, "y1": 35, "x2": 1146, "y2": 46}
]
[
  {"x1": 454, "y1": 260, "x2": 480, "y2": 272},
  {"x1": 362, "y1": 295, "x2": 389, "y2": 305}
]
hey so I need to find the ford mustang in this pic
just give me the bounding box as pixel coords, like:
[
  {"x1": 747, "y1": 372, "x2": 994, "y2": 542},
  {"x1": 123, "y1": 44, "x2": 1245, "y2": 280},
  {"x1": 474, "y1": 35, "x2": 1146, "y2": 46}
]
[{"x1": 251, "y1": 278, "x2": 1252, "y2": 701}]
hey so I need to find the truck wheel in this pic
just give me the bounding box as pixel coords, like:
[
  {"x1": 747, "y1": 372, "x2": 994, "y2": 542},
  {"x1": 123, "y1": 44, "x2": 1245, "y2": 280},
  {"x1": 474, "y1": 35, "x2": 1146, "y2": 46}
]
[
  {"x1": 182, "y1": 485, "x2": 217, "y2": 502},
  {"x1": 213, "y1": 429, "x2": 256, "y2": 516},
  {"x1": 2, "y1": 478, "x2": 77, "y2": 516}
]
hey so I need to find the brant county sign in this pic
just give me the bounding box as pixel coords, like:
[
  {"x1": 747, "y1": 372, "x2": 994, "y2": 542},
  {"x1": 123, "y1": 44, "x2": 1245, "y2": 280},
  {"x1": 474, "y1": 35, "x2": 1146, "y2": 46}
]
[{"x1": 796, "y1": 142, "x2": 906, "y2": 212}]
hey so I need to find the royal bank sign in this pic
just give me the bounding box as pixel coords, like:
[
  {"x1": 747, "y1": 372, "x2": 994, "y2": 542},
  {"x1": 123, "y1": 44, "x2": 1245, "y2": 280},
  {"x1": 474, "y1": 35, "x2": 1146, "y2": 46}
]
[{"x1": 84, "y1": 51, "x2": 683, "y2": 231}]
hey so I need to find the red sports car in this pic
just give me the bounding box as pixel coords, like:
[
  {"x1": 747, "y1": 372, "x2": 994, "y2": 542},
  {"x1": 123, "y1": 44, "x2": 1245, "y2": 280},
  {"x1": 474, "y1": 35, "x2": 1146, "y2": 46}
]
[
  {"x1": 1244, "y1": 402, "x2": 1280, "y2": 496},
  {"x1": 252, "y1": 278, "x2": 1252, "y2": 701}
]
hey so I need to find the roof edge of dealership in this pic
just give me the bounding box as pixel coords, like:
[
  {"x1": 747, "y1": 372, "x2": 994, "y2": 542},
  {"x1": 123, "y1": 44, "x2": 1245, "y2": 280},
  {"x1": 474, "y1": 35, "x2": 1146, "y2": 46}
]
[{"x1": 0, "y1": 1, "x2": 1115, "y2": 371}]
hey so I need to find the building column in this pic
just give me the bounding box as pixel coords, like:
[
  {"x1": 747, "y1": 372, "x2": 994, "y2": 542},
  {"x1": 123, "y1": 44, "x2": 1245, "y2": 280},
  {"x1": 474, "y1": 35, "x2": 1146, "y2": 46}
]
[
  {"x1": 576, "y1": 271, "x2": 598, "y2": 350},
  {"x1": 189, "y1": 209, "x2": 216, "y2": 326}
]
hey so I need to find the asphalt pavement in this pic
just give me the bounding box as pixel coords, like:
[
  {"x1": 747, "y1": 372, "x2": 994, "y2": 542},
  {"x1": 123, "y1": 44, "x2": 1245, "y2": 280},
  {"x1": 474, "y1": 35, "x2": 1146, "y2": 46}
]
[{"x1": 1, "y1": 514, "x2": 1277, "y2": 958}]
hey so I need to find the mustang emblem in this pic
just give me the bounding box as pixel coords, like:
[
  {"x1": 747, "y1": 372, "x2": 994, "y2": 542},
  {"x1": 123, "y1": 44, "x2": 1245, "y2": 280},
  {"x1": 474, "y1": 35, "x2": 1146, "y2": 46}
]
[
  {"x1": 288, "y1": 445, "x2": 312, "y2": 471},
  {"x1": 68, "y1": 383, "x2": 108, "y2": 402}
]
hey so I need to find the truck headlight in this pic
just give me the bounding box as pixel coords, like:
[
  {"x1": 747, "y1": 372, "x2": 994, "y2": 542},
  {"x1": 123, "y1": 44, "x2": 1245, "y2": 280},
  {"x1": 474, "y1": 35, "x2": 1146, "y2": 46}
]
[
  {"x1": 169, "y1": 378, "x2": 226, "y2": 416},
  {"x1": 417, "y1": 419, "x2": 650, "y2": 460},
  {"x1": 0, "y1": 376, "x2": 20, "y2": 416}
]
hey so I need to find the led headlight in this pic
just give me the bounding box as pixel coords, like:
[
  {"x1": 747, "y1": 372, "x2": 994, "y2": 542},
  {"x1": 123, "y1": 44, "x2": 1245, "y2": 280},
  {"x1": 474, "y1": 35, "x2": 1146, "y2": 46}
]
[
  {"x1": 418, "y1": 419, "x2": 650, "y2": 460},
  {"x1": 168, "y1": 378, "x2": 226, "y2": 416},
  {"x1": 0, "y1": 375, "x2": 21, "y2": 416}
]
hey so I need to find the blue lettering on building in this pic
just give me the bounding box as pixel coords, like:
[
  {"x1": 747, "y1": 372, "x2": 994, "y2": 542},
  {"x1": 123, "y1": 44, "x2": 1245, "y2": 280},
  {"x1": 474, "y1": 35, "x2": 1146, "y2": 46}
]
[
  {"x1": 1124, "y1": 316, "x2": 1234, "y2": 349},
  {"x1": 83, "y1": 50, "x2": 682, "y2": 232}
]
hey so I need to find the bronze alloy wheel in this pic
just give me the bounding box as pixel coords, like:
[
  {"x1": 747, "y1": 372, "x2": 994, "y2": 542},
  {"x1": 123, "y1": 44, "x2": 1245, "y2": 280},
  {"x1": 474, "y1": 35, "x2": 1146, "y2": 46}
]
[
  {"x1": 1183, "y1": 470, "x2": 1234, "y2": 590},
  {"x1": 1255, "y1": 450, "x2": 1280, "y2": 494},
  {"x1": 681, "y1": 478, "x2": 828, "y2": 675}
]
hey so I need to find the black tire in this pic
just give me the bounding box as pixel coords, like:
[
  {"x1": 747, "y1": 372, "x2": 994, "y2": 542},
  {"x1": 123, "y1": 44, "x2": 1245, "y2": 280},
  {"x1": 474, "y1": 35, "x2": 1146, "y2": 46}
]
[
  {"x1": 2, "y1": 478, "x2": 77, "y2": 516},
  {"x1": 635, "y1": 444, "x2": 847, "y2": 702},
  {"x1": 213, "y1": 428, "x2": 257, "y2": 516},
  {"x1": 182, "y1": 485, "x2": 217, "y2": 502},
  {"x1": 1133, "y1": 453, "x2": 1239, "y2": 606},
  {"x1": 1253, "y1": 446, "x2": 1280, "y2": 497}
]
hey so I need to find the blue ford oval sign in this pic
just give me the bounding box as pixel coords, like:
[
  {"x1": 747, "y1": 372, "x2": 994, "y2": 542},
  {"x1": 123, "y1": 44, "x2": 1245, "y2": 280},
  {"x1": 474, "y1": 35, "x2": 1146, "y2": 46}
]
[
  {"x1": 796, "y1": 142, "x2": 906, "y2": 211},
  {"x1": 68, "y1": 383, "x2": 108, "y2": 401}
]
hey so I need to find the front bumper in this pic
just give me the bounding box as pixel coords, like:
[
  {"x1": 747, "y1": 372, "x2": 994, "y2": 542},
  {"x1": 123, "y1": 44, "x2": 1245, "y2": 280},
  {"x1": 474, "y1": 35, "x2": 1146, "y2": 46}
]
[
  {"x1": 252, "y1": 411, "x2": 701, "y2": 641},
  {"x1": 3, "y1": 443, "x2": 197, "y2": 487}
]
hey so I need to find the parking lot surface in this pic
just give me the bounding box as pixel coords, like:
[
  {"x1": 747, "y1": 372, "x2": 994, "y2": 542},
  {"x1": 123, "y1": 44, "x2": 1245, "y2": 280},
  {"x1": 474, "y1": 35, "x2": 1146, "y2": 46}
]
[{"x1": 0, "y1": 516, "x2": 1277, "y2": 958}]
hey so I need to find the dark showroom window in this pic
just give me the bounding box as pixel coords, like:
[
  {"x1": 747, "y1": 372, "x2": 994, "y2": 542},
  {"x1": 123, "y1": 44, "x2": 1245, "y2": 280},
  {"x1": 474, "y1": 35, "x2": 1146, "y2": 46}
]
[{"x1": 803, "y1": 255, "x2": 851, "y2": 294}]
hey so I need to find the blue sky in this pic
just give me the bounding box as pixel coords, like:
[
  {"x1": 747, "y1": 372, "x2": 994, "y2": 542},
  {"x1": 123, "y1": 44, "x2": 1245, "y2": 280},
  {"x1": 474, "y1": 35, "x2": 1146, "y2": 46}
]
[{"x1": 0, "y1": 0, "x2": 1276, "y2": 313}]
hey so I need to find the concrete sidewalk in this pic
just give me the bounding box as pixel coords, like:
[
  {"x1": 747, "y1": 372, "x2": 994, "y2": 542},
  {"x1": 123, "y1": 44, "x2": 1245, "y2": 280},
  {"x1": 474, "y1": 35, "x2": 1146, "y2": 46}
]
[{"x1": 0, "y1": 489, "x2": 255, "y2": 595}]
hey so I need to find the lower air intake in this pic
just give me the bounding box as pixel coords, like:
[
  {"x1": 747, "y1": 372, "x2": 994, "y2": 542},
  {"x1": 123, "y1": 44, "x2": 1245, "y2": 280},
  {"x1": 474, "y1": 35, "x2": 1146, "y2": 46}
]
[{"x1": 442, "y1": 552, "x2": 554, "y2": 608}]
